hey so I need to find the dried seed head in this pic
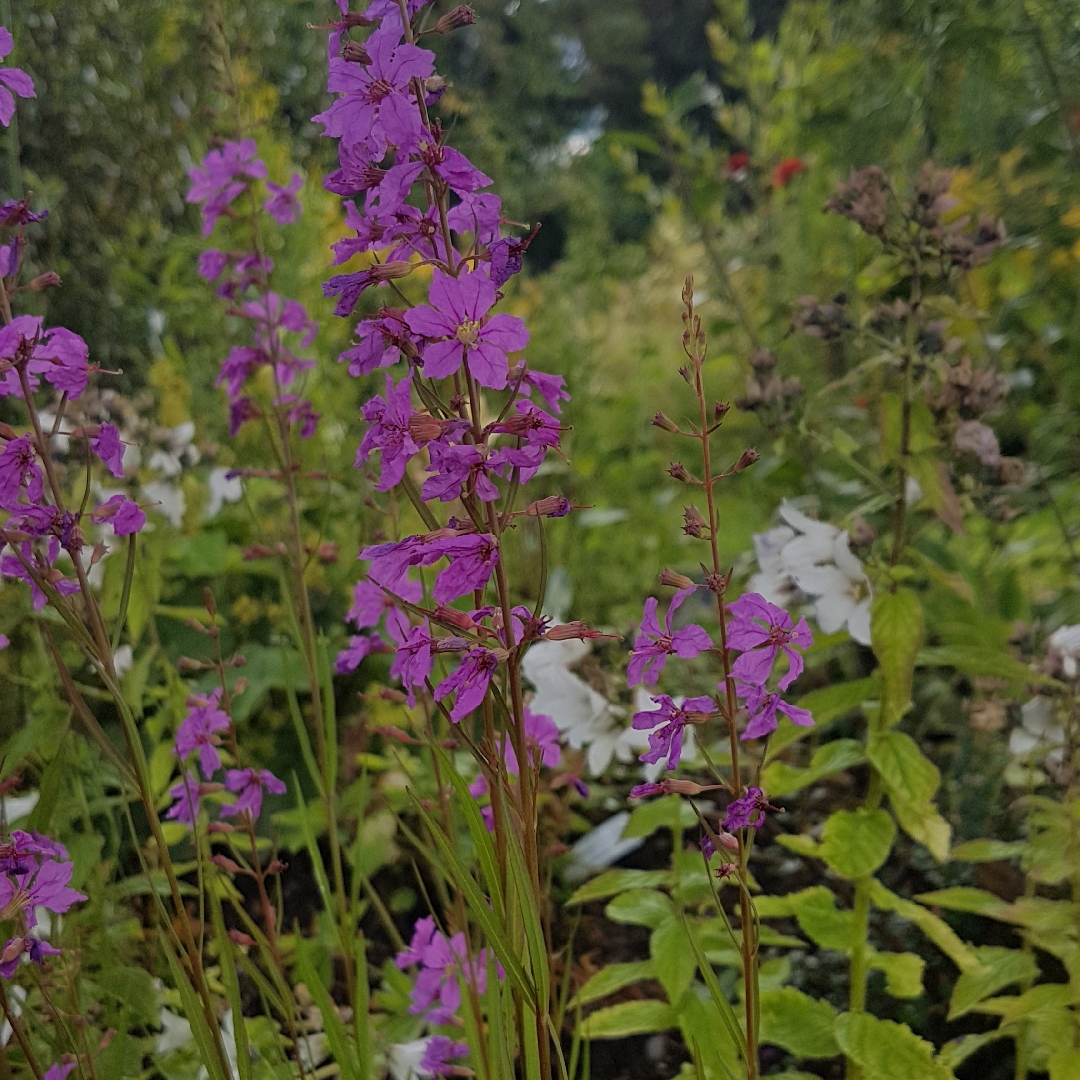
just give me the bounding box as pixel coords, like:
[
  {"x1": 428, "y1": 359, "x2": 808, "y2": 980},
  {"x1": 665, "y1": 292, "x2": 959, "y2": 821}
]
[
  {"x1": 341, "y1": 40, "x2": 371, "y2": 64},
  {"x1": 435, "y1": 4, "x2": 475, "y2": 32},
  {"x1": 668, "y1": 461, "x2": 694, "y2": 483},
  {"x1": 651, "y1": 411, "x2": 679, "y2": 433},
  {"x1": 682, "y1": 505, "x2": 707, "y2": 537},
  {"x1": 28, "y1": 271, "x2": 61, "y2": 291},
  {"x1": 732, "y1": 447, "x2": 759, "y2": 473},
  {"x1": 713, "y1": 401, "x2": 730, "y2": 421},
  {"x1": 678, "y1": 364, "x2": 694, "y2": 385},
  {"x1": 749, "y1": 348, "x2": 777, "y2": 372}
]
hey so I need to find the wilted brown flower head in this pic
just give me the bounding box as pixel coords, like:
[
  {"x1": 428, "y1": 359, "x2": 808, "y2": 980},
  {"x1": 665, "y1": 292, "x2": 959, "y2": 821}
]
[
  {"x1": 932, "y1": 355, "x2": 1009, "y2": 418},
  {"x1": 825, "y1": 166, "x2": 889, "y2": 234},
  {"x1": 791, "y1": 293, "x2": 851, "y2": 342}
]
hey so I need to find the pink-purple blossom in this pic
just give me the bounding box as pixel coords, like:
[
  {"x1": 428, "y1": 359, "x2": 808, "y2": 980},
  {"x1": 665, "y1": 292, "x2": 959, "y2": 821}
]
[
  {"x1": 737, "y1": 681, "x2": 814, "y2": 741},
  {"x1": 221, "y1": 767, "x2": 287, "y2": 822},
  {"x1": 263, "y1": 172, "x2": 304, "y2": 225},
  {"x1": 90, "y1": 494, "x2": 146, "y2": 536},
  {"x1": 175, "y1": 689, "x2": 231, "y2": 779},
  {"x1": 335, "y1": 631, "x2": 385, "y2": 674},
  {"x1": 727, "y1": 592, "x2": 812, "y2": 691},
  {"x1": 165, "y1": 771, "x2": 201, "y2": 827},
  {"x1": 632, "y1": 694, "x2": 715, "y2": 769},
  {"x1": 91, "y1": 423, "x2": 124, "y2": 478},
  {"x1": 722, "y1": 786, "x2": 773, "y2": 831},
  {"x1": 395, "y1": 915, "x2": 491, "y2": 1024},
  {"x1": 627, "y1": 588, "x2": 712, "y2": 686},
  {"x1": 0, "y1": 28, "x2": 34, "y2": 129},
  {"x1": 435, "y1": 646, "x2": 501, "y2": 721}
]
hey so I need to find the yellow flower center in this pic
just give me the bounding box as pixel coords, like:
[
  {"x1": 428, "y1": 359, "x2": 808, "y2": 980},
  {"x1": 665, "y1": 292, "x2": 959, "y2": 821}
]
[{"x1": 456, "y1": 320, "x2": 481, "y2": 347}]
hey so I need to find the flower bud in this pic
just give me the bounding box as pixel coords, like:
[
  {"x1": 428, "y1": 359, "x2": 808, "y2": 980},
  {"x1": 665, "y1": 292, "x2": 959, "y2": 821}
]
[
  {"x1": 678, "y1": 364, "x2": 694, "y2": 385},
  {"x1": 184, "y1": 618, "x2": 211, "y2": 635},
  {"x1": 211, "y1": 854, "x2": 244, "y2": 875},
  {"x1": 28, "y1": 271, "x2": 61, "y2": 291},
  {"x1": 371, "y1": 261, "x2": 413, "y2": 282},
  {"x1": 659, "y1": 568, "x2": 695, "y2": 590},
  {"x1": 432, "y1": 636, "x2": 471, "y2": 653},
  {"x1": 317, "y1": 541, "x2": 339, "y2": 563},
  {"x1": 659, "y1": 778, "x2": 707, "y2": 796},
  {"x1": 0, "y1": 423, "x2": 16, "y2": 440},
  {"x1": 198, "y1": 782, "x2": 225, "y2": 795},
  {"x1": 544, "y1": 621, "x2": 617, "y2": 641},
  {"x1": 177, "y1": 657, "x2": 207, "y2": 672},
  {"x1": 203, "y1": 587, "x2": 217, "y2": 617},
  {"x1": 90, "y1": 542, "x2": 109, "y2": 565},
  {"x1": 435, "y1": 605, "x2": 478, "y2": 631},
  {"x1": 242, "y1": 544, "x2": 276, "y2": 561},
  {"x1": 651, "y1": 411, "x2": 679, "y2": 433},
  {"x1": 227, "y1": 929, "x2": 256, "y2": 947},
  {"x1": 233, "y1": 677, "x2": 248, "y2": 696},
  {"x1": 341, "y1": 40, "x2": 371, "y2": 64},
  {"x1": 378, "y1": 688, "x2": 409, "y2": 704},
  {"x1": 713, "y1": 401, "x2": 730, "y2": 421},
  {"x1": 409, "y1": 413, "x2": 444, "y2": 442},
  {"x1": 435, "y1": 5, "x2": 475, "y2": 32},
  {"x1": 525, "y1": 495, "x2": 571, "y2": 518},
  {"x1": 732, "y1": 447, "x2": 759, "y2": 474},
  {"x1": 682, "y1": 505, "x2": 707, "y2": 537},
  {"x1": 341, "y1": 12, "x2": 376, "y2": 27},
  {"x1": 230, "y1": 655, "x2": 247, "y2": 668},
  {"x1": 207, "y1": 821, "x2": 236, "y2": 834},
  {"x1": 715, "y1": 829, "x2": 740, "y2": 851},
  {"x1": 668, "y1": 461, "x2": 695, "y2": 483}
]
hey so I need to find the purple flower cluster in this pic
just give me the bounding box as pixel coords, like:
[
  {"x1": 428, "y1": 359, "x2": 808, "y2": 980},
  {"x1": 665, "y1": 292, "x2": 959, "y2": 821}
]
[
  {"x1": 166, "y1": 689, "x2": 285, "y2": 826},
  {"x1": 395, "y1": 915, "x2": 498, "y2": 1024},
  {"x1": 0, "y1": 830, "x2": 85, "y2": 979},
  {"x1": 187, "y1": 141, "x2": 321, "y2": 446}
]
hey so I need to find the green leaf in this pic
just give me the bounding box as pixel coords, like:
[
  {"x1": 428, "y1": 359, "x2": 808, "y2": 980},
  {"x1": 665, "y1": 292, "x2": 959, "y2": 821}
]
[
  {"x1": 624, "y1": 794, "x2": 698, "y2": 838},
  {"x1": 1048, "y1": 1050, "x2": 1080, "y2": 1080},
  {"x1": 950, "y1": 839, "x2": 1026, "y2": 862},
  {"x1": 605, "y1": 889, "x2": 674, "y2": 929},
  {"x1": 917, "y1": 647, "x2": 1048, "y2": 687},
  {"x1": 889, "y1": 796, "x2": 952, "y2": 863},
  {"x1": 871, "y1": 589, "x2": 924, "y2": 729},
  {"x1": 868, "y1": 881, "x2": 979, "y2": 972},
  {"x1": 762, "y1": 739, "x2": 866, "y2": 797},
  {"x1": 834, "y1": 1012, "x2": 955, "y2": 1080},
  {"x1": 868, "y1": 951, "x2": 925, "y2": 998},
  {"x1": 766, "y1": 677, "x2": 880, "y2": 761},
  {"x1": 651, "y1": 917, "x2": 697, "y2": 1004},
  {"x1": 96, "y1": 965, "x2": 159, "y2": 1026},
  {"x1": 938, "y1": 1030, "x2": 1014, "y2": 1071},
  {"x1": 915, "y1": 888, "x2": 1010, "y2": 917},
  {"x1": 567, "y1": 869, "x2": 672, "y2": 905},
  {"x1": 868, "y1": 731, "x2": 939, "y2": 805},
  {"x1": 949, "y1": 947, "x2": 1038, "y2": 1020},
  {"x1": 818, "y1": 809, "x2": 896, "y2": 879},
  {"x1": 758, "y1": 988, "x2": 839, "y2": 1058},
  {"x1": 295, "y1": 948, "x2": 361, "y2": 1080},
  {"x1": 974, "y1": 983, "x2": 1073, "y2": 1020},
  {"x1": 757, "y1": 886, "x2": 856, "y2": 951},
  {"x1": 572, "y1": 962, "x2": 655, "y2": 1007},
  {"x1": 579, "y1": 1000, "x2": 676, "y2": 1040},
  {"x1": 161, "y1": 943, "x2": 230, "y2": 1080}
]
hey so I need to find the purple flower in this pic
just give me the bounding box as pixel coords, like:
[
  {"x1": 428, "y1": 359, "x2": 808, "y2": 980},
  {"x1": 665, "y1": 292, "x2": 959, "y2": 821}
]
[
  {"x1": 263, "y1": 172, "x2": 304, "y2": 225},
  {"x1": 389, "y1": 619, "x2": 435, "y2": 706},
  {"x1": 356, "y1": 373, "x2": 421, "y2": 490},
  {"x1": 165, "y1": 771, "x2": 201, "y2": 828},
  {"x1": 348, "y1": 576, "x2": 420, "y2": 639},
  {"x1": 175, "y1": 689, "x2": 231, "y2": 779},
  {"x1": 221, "y1": 767, "x2": 287, "y2": 822},
  {"x1": 198, "y1": 249, "x2": 230, "y2": 281},
  {"x1": 89, "y1": 494, "x2": 146, "y2": 536},
  {"x1": 727, "y1": 593, "x2": 812, "y2": 691},
  {"x1": 43, "y1": 1064, "x2": 76, "y2": 1080},
  {"x1": 489, "y1": 236, "x2": 526, "y2": 288},
  {"x1": 335, "y1": 632, "x2": 384, "y2": 674},
  {"x1": 313, "y1": 29, "x2": 434, "y2": 157},
  {"x1": 627, "y1": 588, "x2": 712, "y2": 686},
  {"x1": 395, "y1": 916, "x2": 489, "y2": 1024},
  {"x1": 435, "y1": 646, "x2": 501, "y2": 721},
  {"x1": 0, "y1": 28, "x2": 34, "y2": 129},
  {"x1": 405, "y1": 268, "x2": 529, "y2": 390},
  {"x1": 422, "y1": 443, "x2": 499, "y2": 503},
  {"x1": 32, "y1": 327, "x2": 89, "y2": 398},
  {"x1": 431, "y1": 534, "x2": 499, "y2": 603},
  {"x1": 339, "y1": 308, "x2": 417, "y2": 377},
  {"x1": 0, "y1": 436, "x2": 43, "y2": 510},
  {"x1": 0, "y1": 831, "x2": 67, "y2": 874},
  {"x1": 1, "y1": 539, "x2": 80, "y2": 611},
  {"x1": 0, "y1": 935, "x2": 61, "y2": 978},
  {"x1": 187, "y1": 140, "x2": 267, "y2": 237},
  {"x1": 91, "y1": 423, "x2": 125, "y2": 478},
  {"x1": 632, "y1": 694, "x2": 715, "y2": 769},
  {"x1": 0, "y1": 198, "x2": 46, "y2": 227},
  {"x1": 0, "y1": 856, "x2": 86, "y2": 925},
  {"x1": 217, "y1": 346, "x2": 262, "y2": 400},
  {"x1": 514, "y1": 364, "x2": 570, "y2": 414},
  {"x1": 737, "y1": 682, "x2": 814, "y2": 741},
  {"x1": 629, "y1": 782, "x2": 665, "y2": 799},
  {"x1": 447, "y1": 192, "x2": 502, "y2": 244},
  {"x1": 421, "y1": 1036, "x2": 469, "y2": 1077},
  {"x1": 722, "y1": 786, "x2": 772, "y2": 831}
]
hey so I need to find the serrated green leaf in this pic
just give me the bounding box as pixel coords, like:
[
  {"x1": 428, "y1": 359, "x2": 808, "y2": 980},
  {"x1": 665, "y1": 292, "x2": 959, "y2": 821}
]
[
  {"x1": 915, "y1": 887, "x2": 1010, "y2": 917},
  {"x1": 869, "y1": 881, "x2": 979, "y2": 972},
  {"x1": 762, "y1": 739, "x2": 866, "y2": 796},
  {"x1": 871, "y1": 589, "x2": 924, "y2": 729},
  {"x1": 759, "y1": 987, "x2": 839, "y2": 1058},
  {"x1": 572, "y1": 961, "x2": 655, "y2": 1007},
  {"x1": 605, "y1": 889, "x2": 674, "y2": 929},
  {"x1": 624, "y1": 794, "x2": 698, "y2": 838},
  {"x1": 579, "y1": 1000, "x2": 676, "y2": 1039},
  {"x1": 757, "y1": 886, "x2": 855, "y2": 951},
  {"x1": 868, "y1": 731, "x2": 939, "y2": 804},
  {"x1": 567, "y1": 869, "x2": 672, "y2": 905},
  {"x1": 819, "y1": 808, "x2": 896, "y2": 879},
  {"x1": 868, "y1": 950, "x2": 924, "y2": 998},
  {"x1": 834, "y1": 1011, "x2": 955, "y2": 1080},
  {"x1": 766, "y1": 678, "x2": 879, "y2": 761},
  {"x1": 949, "y1": 947, "x2": 1038, "y2": 1019}
]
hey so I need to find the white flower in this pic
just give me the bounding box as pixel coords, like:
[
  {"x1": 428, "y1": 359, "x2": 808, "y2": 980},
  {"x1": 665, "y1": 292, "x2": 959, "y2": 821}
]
[
  {"x1": 205, "y1": 467, "x2": 244, "y2": 520},
  {"x1": 747, "y1": 502, "x2": 872, "y2": 646},
  {"x1": 0, "y1": 985, "x2": 26, "y2": 1047},
  {"x1": 2, "y1": 790, "x2": 38, "y2": 823},
  {"x1": 113, "y1": 645, "x2": 134, "y2": 679},
  {"x1": 141, "y1": 480, "x2": 186, "y2": 528},
  {"x1": 155, "y1": 1008, "x2": 193, "y2": 1057},
  {"x1": 148, "y1": 448, "x2": 183, "y2": 478},
  {"x1": 1010, "y1": 696, "x2": 1065, "y2": 760},
  {"x1": 522, "y1": 636, "x2": 641, "y2": 775},
  {"x1": 562, "y1": 812, "x2": 643, "y2": 884},
  {"x1": 1048, "y1": 624, "x2": 1080, "y2": 679},
  {"x1": 387, "y1": 1038, "x2": 449, "y2": 1080}
]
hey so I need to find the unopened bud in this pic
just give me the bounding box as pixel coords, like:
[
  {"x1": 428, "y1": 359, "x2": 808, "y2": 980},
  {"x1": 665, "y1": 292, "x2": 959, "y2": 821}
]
[
  {"x1": 90, "y1": 542, "x2": 109, "y2": 565},
  {"x1": 525, "y1": 495, "x2": 571, "y2": 518},
  {"x1": 203, "y1": 587, "x2": 217, "y2": 617},
  {"x1": 233, "y1": 677, "x2": 249, "y2": 696},
  {"x1": 378, "y1": 688, "x2": 409, "y2": 704},
  {"x1": 682, "y1": 275, "x2": 694, "y2": 306},
  {"x1": 227, "y1": 929, "x2": 256, "y2": 947},
  {"x1": 713, "y1": 401, "x2": 730, "y2": 421},
  {"x1": 543, "y1": 621, "x2": 617, "y2": 641},
  {"x1": 0, "y1": 938, "x2": 24, "y2": 964},
  {"x1": 715, "y1": 830, "x2": 740, "y2": 851},
  {"x1": 198, "y1": 782, "x2": 225, "y2": 796},
  {"x1": 314, "y1": 542, "x2": 338, "y2": 563},
  {"x1": 371, "y1": 260, "x2": 412, "y2": 282},
  {"x1": 230, "y1": 655, "x2": 247, "y2": 668},
  {"x1": 424, "y1": 75, "x2": 447, "y2": 95},
  {"x1": 651, "y1": 411, "x2": 679, "y2": 433},
  {"x1": 340, "y1": 12, "x2": 376, "y2": 27},
  {"x1": 0, "y1": 423, "x2": 16, "y2": 440},
  {"x1": 660, "y1": 779, "x2": 708, "y2": 796},
  {"x1": 435, "y1": 605, "x2": 478, "y2": 631},
  {"x1": 659, "y1": 568, "x2": 695, "y2": 590},
  {"x1": 682, "y1": 505, "x2": 708, "y2": 537},
  {"x1": 242, "y1": 544, "x2": 276, "y2": 561},
  {"x1": 177, "y1": 657, "x2": 207, "y2": 672},
  {"x1": 97, "y1": 1031, "x2": 116, "y2": 1053},
  {"x1": 435, "y1": 4, "x2": 475, "y2": 32},
  {"x1": 341, "y1": 40, "x2": 371, "y2": 64},
  {"x1": 732, "y1": 447, "x2": 759, "y2": 474},
  {"x1": 207, "y1": 821, "x2": 236, "y2": 834},
  {"x1": 678, "y1": 364, "x2": 694, "y2": 385},
  {"x1": 210, "y1": 854, "x2": 244, "y2": 875},
  {"x1": 28, "y1": 271, "x2": 61, "y2": 291},
  {"x1": 409, "y1": 414, "x2": 444, "y2": 442},
  {"x1": 668, "y1": 462, "x2": 695, "y2": 483},
  {"x1": 432, "y1": 636, "x2": 471, "y2": 653},
  {"x1": 184, "y1": 618, "x2": 211, "y2": 635}
]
